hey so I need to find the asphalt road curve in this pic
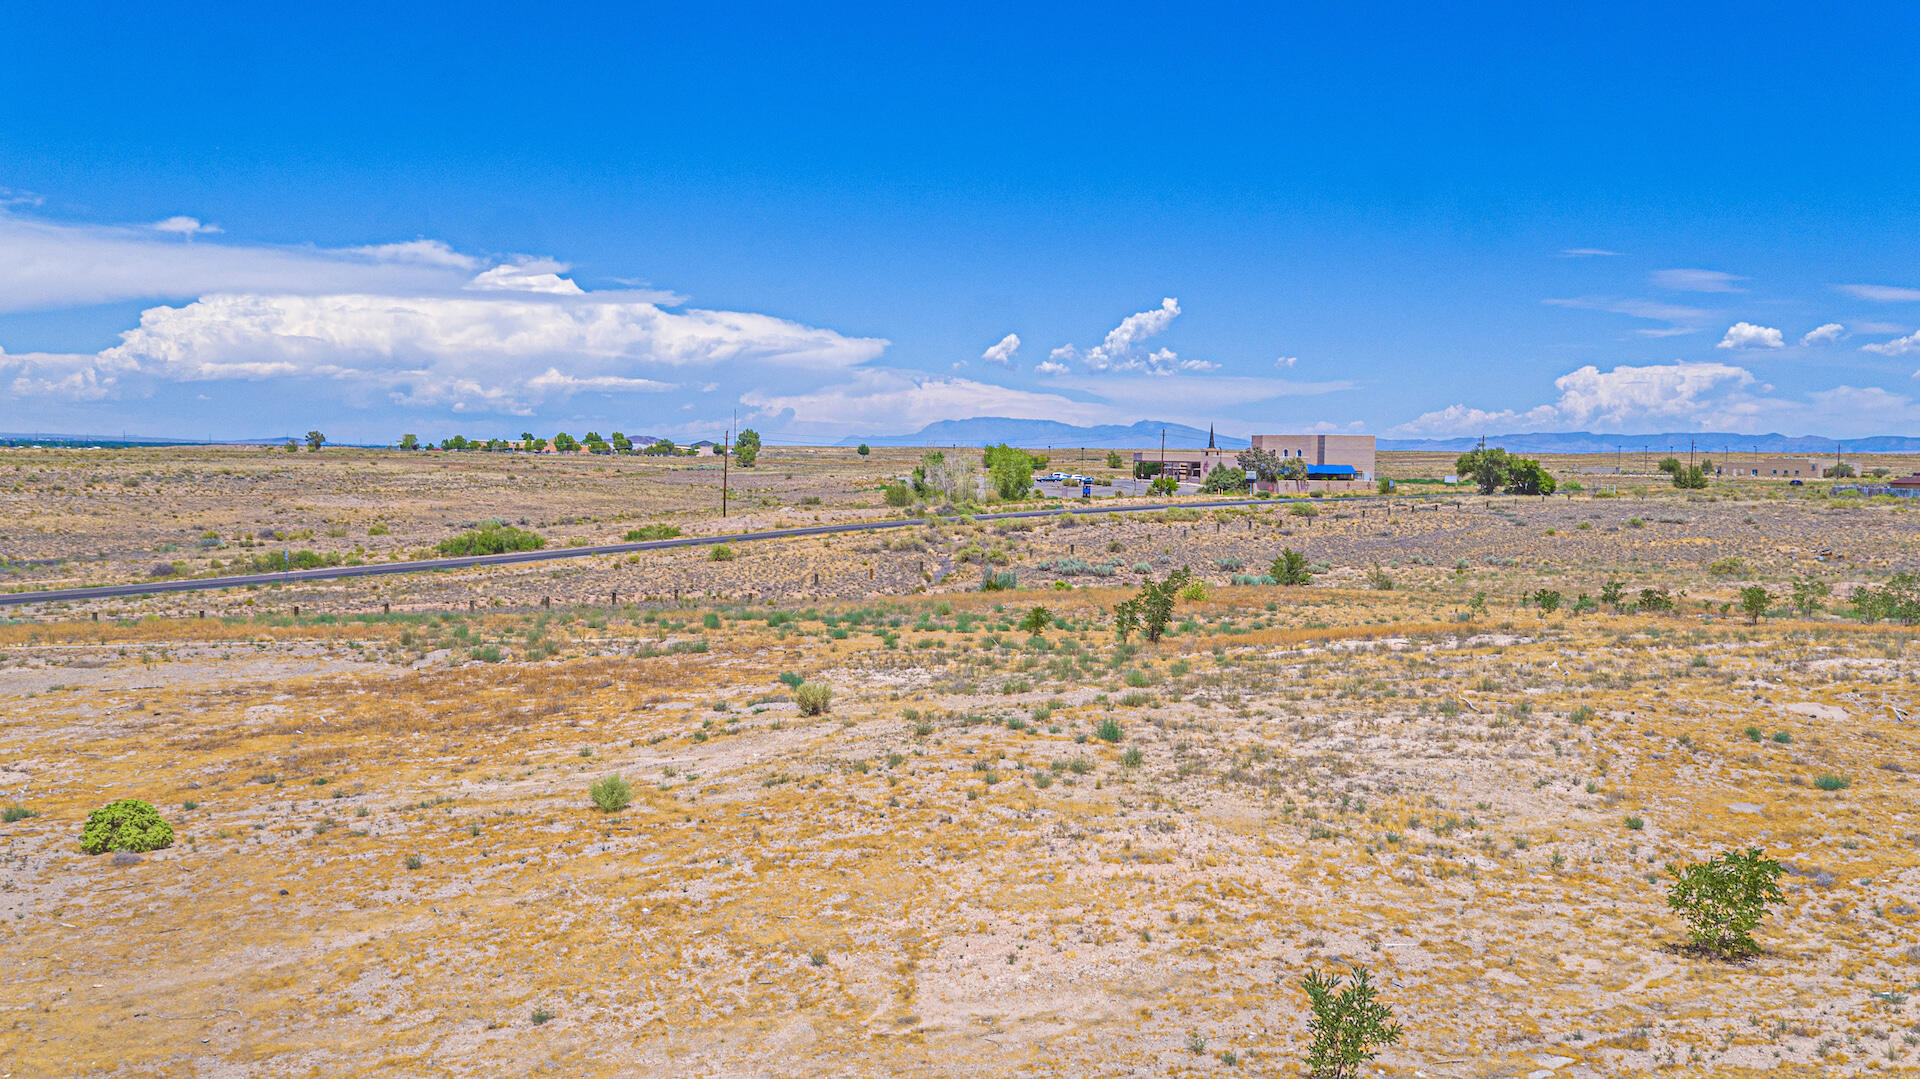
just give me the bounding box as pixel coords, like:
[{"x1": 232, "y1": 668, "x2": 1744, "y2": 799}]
[{"x1": 0, "y1": 494, "x2": 1422, "y2": 607}]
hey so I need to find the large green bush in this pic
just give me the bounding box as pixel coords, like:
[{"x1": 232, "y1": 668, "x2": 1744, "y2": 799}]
[
  {"x1": 80, "y1": 798, "x2": 174, "y2": 854},
  {"x1": 437, "y1": 523, "x2": 545, "y2": 556},
  {"x1": 1666, "y1": 847, "x2": 1785, "y2": 958}
]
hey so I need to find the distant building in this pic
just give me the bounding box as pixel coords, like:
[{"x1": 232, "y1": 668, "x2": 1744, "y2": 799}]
[
  {"x1": 1732, "y1": 457, "x2": 1826, "y2": 478},
  {"x1": 689, "y1": 439, "x2": 718, "y2": 456},
  {"x1": 1133, "y1": 431, "x2": 1375, "y2": 488}
]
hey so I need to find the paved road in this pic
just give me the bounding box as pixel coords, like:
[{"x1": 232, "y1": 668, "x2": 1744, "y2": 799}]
[{"x1": 0, "y1": 493, "x2": 1424, "y2": 607}]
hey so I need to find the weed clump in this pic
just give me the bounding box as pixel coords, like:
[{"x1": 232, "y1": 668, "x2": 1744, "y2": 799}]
[
  {"x1": 794, "y1": 683, "x2": 833, "y2": 716},
  {"x1": 80, "y1": 798, "x2": 174, "y2": 854},
  {"x1": 589, "y1": 774, "x2": 633, "y2": 812}
]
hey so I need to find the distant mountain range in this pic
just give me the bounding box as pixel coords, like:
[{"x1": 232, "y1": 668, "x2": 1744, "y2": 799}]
[
  {"x1": 840, "y1": 419, "x2": 1250, "y2": 449},
  {"x1": 1376, "y1": 431, "x2": 1920, "y2": 454},
  {"x1": 838, "y1": 419, "x2": 1920, "y2": 454}
]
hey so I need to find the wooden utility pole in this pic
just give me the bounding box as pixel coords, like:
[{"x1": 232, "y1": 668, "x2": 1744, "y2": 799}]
[{"x1": 721, "y1": 416, "x2": 731, "y2": 518}]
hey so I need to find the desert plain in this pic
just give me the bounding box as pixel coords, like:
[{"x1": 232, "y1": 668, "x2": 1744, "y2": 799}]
[{"x1": 2, "y1": 445, "x2": 1918, "y2": 1077}]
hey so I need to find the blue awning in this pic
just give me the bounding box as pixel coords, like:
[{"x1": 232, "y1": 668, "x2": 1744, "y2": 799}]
[{"x1": 1304, "y1": 464, "x2": 1359, "y2": 477}]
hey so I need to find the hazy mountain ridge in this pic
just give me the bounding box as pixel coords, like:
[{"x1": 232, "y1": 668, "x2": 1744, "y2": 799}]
[{"x1": 1376, "y1": 431, "x2": 1920, "y2": 454}]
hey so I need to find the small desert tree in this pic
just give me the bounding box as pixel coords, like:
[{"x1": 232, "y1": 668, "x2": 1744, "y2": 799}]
[
  {"x1": 398, "y1": 433, "x2": 419, "y2": 450},
  {"x1": 1106, "y1": 450, "x2": 1124, "y2": 469},
  {"x1": 1737, "y1": 585, "x2": 1771, "y2": 624},
  {"x1": 1301, "y1": 965, "x2": 1403, "y2": 1079},
  {"x1": 1018, "y1": 606, "x2": 1053, "y2": 634},
  {"x1": 1120, "y1": 567, "x2": 1193, "y2": 643},
  {"x1": 856, "y1": 443, "x2": 870, "y2": 456},
  {"x1": 1148, "y1": 474, "x2": 1179, "y2": 495},
  {"x1": 1789, "y1": 575, "x2": 1830, "y2": 616},
  {"x1": 1237, "y1": 446, "x2": 1284, "y2": 484},
  {"x1": 734, "y1": 428, "x2": 761, "y2": 467},
  {"x1": 1270, "y1": 548, "x2": 1313, "y2": 586},
  {"x1": 306, "y1": 430, "x2": 327, "y2": 452},
  {"x1": 1666, "y1": 847, "x2": 1786, "y2": 958}
]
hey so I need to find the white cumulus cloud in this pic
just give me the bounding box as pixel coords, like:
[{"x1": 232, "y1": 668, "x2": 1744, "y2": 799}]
[
  {"x1": 1801, "y1": 323, "x2": 1845, "y2": 346},
  {"x1": 1274, "y1": 355, "x2": 1298, "y2": 368},
  {"x1": 980, "y1": 333, "x2": 1020, "y2": 367},
  {"x1": 1862, "y1": 330, "x2": 1920, "y2": 356},
  {"x1": 1051, "y1": 297, "x2": 1195, "y2": 375},
  {"x1": 1716, "y1": 322, "x2": 1785, "y2": 350},
  {"x1": 152, "y1": 215, "x2": 222, "y2": 238}
]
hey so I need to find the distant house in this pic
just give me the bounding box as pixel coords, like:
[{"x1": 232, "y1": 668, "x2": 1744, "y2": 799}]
[{"x1": 689, "y1": 439, "x2": 718, "y2": 456}]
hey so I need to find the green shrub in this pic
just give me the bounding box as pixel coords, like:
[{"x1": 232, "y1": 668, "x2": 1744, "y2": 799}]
[
  {"x1": 589, "y1": 774, "x2": 633, "y2": 812},
  {"x1": 80, "y1": 799, "x2": 174, "y2": 854},
  {"x1": 794, "y1": 682, "x2": 833, "y2": 715},
  {"x1": 709, "y1": 544, "x2": 736, "y2": 562},
  {"x1": 778, "y1": 671, "x2": 805, "y2": 688},
  {"x1": 1624, "y1": 815, "x2": 1644, "y2": 830},
  {"x1": 1743, "y1": 726, "x2": 1761, "y2": 741},
  {"x1": 1568, "y1": 706, "x2": 1595, "y2": 725},
  {"x1": 624, "y1": 524, "x2": 682, "y2": 541},
  {"x1": 1120, "y1": 747, "x2": 1144, "y2": 768},
  {"x1": 437, "y1": 523, "x2": 545, "y2": 556},
  {"x1": 1771, "y1": 730, "x2": 1792, "y2": 744},
  {"x1": 882, "y1": 483, "x2": 915, "y2": 507},
  {"x1": 1269, "y1": 548, "x2": 1314, "y2": 585},
  {"x1": 1667, "y1": 847, "x2": 1786, "y2": 958},
  {"x1": 1813, "y1": 774, "x2": 1850, "y2": 791},
  {"x1": 1095, "y1": 718, "x2": 1123, "y2": 743},
  {"x1": 4, "y1": 806, "x2": 40, "y2": 823},
  {"x1": 1301, "y1": 965, "x2": 1403, "y2": 1079}
]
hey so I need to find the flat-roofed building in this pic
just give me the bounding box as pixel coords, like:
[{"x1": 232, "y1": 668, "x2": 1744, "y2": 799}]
[{"x1": 1250, "y1": 434, "x2": 1375, "y2": 481}]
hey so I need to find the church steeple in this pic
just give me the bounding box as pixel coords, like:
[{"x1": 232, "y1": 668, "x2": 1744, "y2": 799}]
[{"x1": 1207, "y1": 423, "x2": 1215, "y2": 450}]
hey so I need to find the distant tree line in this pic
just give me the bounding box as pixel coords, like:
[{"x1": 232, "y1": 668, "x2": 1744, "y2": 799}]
[{"x1": 392, "y1": 429, "x2": 757, "y2": 461}]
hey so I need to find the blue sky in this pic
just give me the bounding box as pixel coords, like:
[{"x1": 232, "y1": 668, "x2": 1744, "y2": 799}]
[{"x1": 3, "y1": 2, "x2": 1918, "y2": 442}]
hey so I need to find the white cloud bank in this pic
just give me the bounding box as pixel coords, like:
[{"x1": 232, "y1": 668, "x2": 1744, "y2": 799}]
[
  {"x1": 1716, "y1": 322, "x2": 1784, "y2": 350},
  {"x1": 1390, "y1": 360, "x2": 1914, "y2": 439},
  {"x1": 1, "y1": 209, "x2": 891, "y2": 415}
]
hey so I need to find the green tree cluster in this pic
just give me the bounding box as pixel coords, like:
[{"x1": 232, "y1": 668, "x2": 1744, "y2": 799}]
[
  {"x1": 1200, "y1": 464, "x2": 1248, "y2": 493},
  {"x1": 982, "y1": 443, "x2": 1042, "y2": 500},
  {"x1": 1453, "y1": 447, "x2": 1556, "y2": 495},
  {"x1": 735, "y1": 428, "x2": 762, "y2": 467}
]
